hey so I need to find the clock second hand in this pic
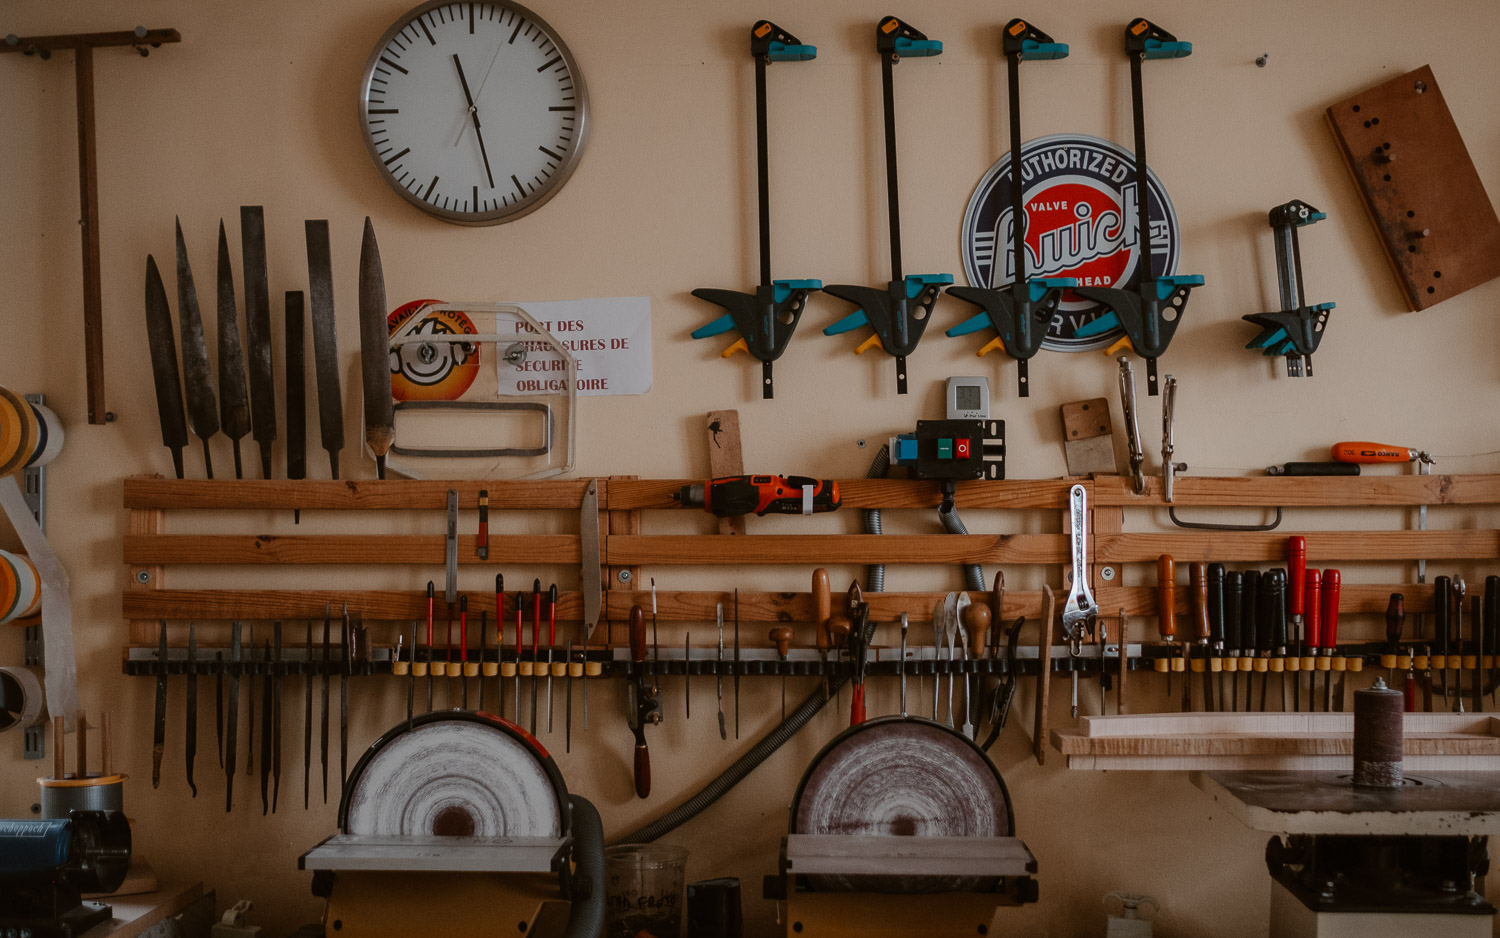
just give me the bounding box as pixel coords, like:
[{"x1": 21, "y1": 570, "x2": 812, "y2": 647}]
[{"x1": 451, "y1": 54, "x2": 495, "y2": 189}]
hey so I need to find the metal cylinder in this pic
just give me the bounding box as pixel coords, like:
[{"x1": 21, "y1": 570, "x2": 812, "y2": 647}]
[
  {"x1": 1353, "y1": 677, "x2": 1404, "y2": 788},
  {"x1": 38, "y1": 775, "x2": 126, "y2": 819}
]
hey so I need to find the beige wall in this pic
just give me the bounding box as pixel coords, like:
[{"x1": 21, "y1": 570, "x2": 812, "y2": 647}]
[{"x1": 4, "y1": 1, "x2": 1500, "y2": 935}]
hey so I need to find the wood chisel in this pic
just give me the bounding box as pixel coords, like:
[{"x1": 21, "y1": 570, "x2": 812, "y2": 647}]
[
  {"x1": 245, "y1": 625, "x2": 255, "y2": 777},
  {"x1": 1255, "y1": 573, "x2": 1276, "y2": 710},
  {"x1": 1322, "y1": 569, "x2": 1342, "y2": 711},
  {"x1": 1433, "y1": 575, "x2": 1451, "y2": 710},
  {"x1": 1303, "y1": 570, "x2": 1322, "y2": 711},
  {"x1": 303, "y1": 622, "x2": 312, "y2": 809},
  {"x1": 320, "y1": 604, "x2": 330, "y2": 804},
  {"x1": 340, "y1": 604, "x2": 350, "y2": 791},
  {"x1": 225, "y1": 621, "x2": 241, "y2": 812},
  {"x1": 215, "y1": 651, "x2": 224, "y2": 769},
  {"x1": 186, "y1": 624, "x2": 197, "y2": 796},
  {"x1": 684, "y1": 633, "x2": 691, "y2": 720},
  {"x1": 259, "y1": 639, "x2": 271, "y2": 815},
  {"x1": 458, "y1": 596, "x2": 470, "y2": 710},
  {"x1": 1486, "y1": 576, "x2": 1498, "y2": 707},
  {"x1": 494, "y1": 574, "x2": 506, "y2": 718},
  {"x1": 1240, "y1": 570, "x2": 1260, "y2": 712},
  {"x1": 1155, "y1": 554, "x2": 1176, "y2": 697},
  {"x1": 1453, "y1": 577, "x2": 1468, "y2": 714},
  {"x1": 899, "y1": 613, "x2": 909, "y2": 718},
  {"x1": 215, "y1": 222, "x2": 251, "y2": 479},
  {"x1": 174, "y1": 218, "x2": 220, "y2": 478},
  {"x1": 530, "y1": 580, "x2": 542, "y2": 734},
  {"x1": 1224, "y1": 571, "x2": 1242, "y2": 712},
  {"x1": 271, "y1": 621, "x2": 282, "y2": 813},
  {"x1": 514, "y1": 589, "x2": 524, "y2": 720},
  {"x1": 715, "y1": 602, "x2": 726, "y2": 740},
  {"x1": 769, "y1": 625, "x2": 792, "y2": 720},
  {"x1": 547, "y1": 585, "x2": 558, "y2": 732},
  {"x1": 357, "y1": 217, "x2": 394, "y2": 478},
  {"x1": 565, "y1": 639, "x2": 573, "y2": 752},
  {"x1": 734, "y1": 589, "x2": 742, "y2": 738},
  {"x1": 1207, "y1": 564, "x2": 1226, "y2": 714},
  {"x1": 1384, "y1": 593, "x2": 1405, "y2": 683},
  {"x1": 1269, "y1": 570, "x2": 1289, "y2": 711},
  {"x1": 143, "y1": 256, "x2": 189, "y2": 479},
  {"x1": 1287, "y1": 537, "x2": 1307, "y2": 711},
  {"x1": 1189, "y1": 562, "x2": 1211, "y2": 711},
  {"x1": 423, "y1": 582, "x2": 435, "y2": 711},
  {"x1": 153, "y1": 621, "x2": 168, "y2": 789},
  {"x1": 812, "y1": 568, "x2": 831, "y2": 699},
  {"x1": 285, "y1": 291, "x2": 307, "y2": 510},
  {"x1": 240, "y1": 207, "x2": 276, "y2": 479},
  {"x1": 1472, "y1": 594, "x2": 1484, "y2": 713},
  {"x1": 305, "y1": 219, "x2": 344, "y2": 478},
  {"x1": 964, "y1": 603, "x2": 989, "y2": 732},
  {"x1": 478, "y1": 608, "x2": 488, "y2": 713}
]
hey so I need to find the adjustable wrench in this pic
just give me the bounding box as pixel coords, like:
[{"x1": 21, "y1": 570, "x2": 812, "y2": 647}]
[{"x1": 1062, "y1": 484, "x2": 1098, "y2": 718}]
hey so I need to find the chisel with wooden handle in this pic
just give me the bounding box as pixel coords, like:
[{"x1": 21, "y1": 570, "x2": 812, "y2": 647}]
[
  {"x1": 215, "y1": 222, "x2": 251, "y2": 479},
  {"x1": 1303, "y1": 569, "x2": 1321, "y2": 711},
  {"x1": 1224, "y1": 570, "x2": 1242, "y2": 712},
  {"x1": 1269, "y1": 570, "x2": 1288, "y2": 711},
  {"x1": 1207, "y1": 563, "x2": 1226, "y2": 713},
  {"x1": 1155, "y1": 555, "x2": 1176, "y2": 696},
  {"x1": 1322, "y1": 568, "x2": 1341, "y2": 711},
  {"x1": 1433, "y1": 575, "x2": 1451, "y2": 709},
  {"x1": 1189, "y1": 562, "x2": 1211, "y2": 711},
  {"x1": 358, "y1": 217, "x2": 394, "y2": 479},
  {"x1": 1287, "y1": 536, "x2": 1306, "y2": 711},
  {"x1": 186, "y1": 623, "x2": 197, "y2": 797},
  {"x1": 153, "y1": 621, "x2": 168, "y2": 789},
  {"x1": 1241, "y1": 570, "x2": 1261, "y2": 712},
  {"x1": 812, "y1": 568, "x2": 831, "y2": 700}
]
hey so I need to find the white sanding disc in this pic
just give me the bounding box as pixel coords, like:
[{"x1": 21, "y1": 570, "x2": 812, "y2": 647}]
[
  {"x1": 343, "y1": 714, "x2": 563, "y2": 838},
  {"x1": 792, "y1": 717, "x2": 1012, "y2": 893}
]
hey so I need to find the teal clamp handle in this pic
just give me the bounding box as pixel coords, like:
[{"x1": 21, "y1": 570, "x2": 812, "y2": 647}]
[
  {"x1": 1312, "y1": 301, "x2": 1336, "y2": 312},
  {"x1": 1154, "y1": 275, "x2": 1205, "y2": 300},
  {"x1": 773, "y1": 278, "x2": 822, "y2": 302},
  {"x1": 1143, "y1": 39, "x2": 1192, "y2": 59},
  {"x1": 824, "y1": 309, "x2": 869, "y2": 336},
  {"x1": 768, "y1": 43, "x2": 816, "y2": 62},
  {"x1": 946, "y1": 312, "x2": 990, "y2": 338},
  {"x1": 1269, "y1": 339, "x2": 1297, "y2": 357},
  {"x1": 905, "y1": 273, "x2": 953, "y2": 298},
  {"x1": 1028, "y1": 276, "x2": 1078, "y2": 302},
  {"x1": 1300, "y1": 212, "x2": 1328, "y2": 225},
  {"x1": 1021, "y1": 40, "x2": 1068, "y2": 60},
  {"x1": 1073, "y1": 311, "x2": 1120, "y2": 339},
  {"x1": 894, "y1": 38, "x2": 942, "y2": 57},
  {"x1": 691, "y1": 314, "x2": 735, "y2": 340}
]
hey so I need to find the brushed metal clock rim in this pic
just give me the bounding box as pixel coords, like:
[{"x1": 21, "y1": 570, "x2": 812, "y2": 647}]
[{"x1": 357, "y1": 0, "x2": 590, "y2": 227}]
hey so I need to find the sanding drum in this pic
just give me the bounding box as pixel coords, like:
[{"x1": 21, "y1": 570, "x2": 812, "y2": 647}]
[{"x1": 1353, "y1": 677, "x2": 1404, "y2": 788}]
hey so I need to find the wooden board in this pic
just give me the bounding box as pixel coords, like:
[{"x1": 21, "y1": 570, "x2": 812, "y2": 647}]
[
  {"x1": 705, "y1": 409, "x2": 745, "y2": 536},
  {"x1": 1326, "y1": 65, "x2": 1500, "y2": 310},
  {"x1": 1052, "y1": 712, "x2": 1500, "y2": 771},
  {"x1": 1092, "y1": 472, "x2": 1500, "y2": 507}
]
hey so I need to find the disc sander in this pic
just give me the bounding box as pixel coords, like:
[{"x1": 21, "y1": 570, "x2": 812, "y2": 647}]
[
  {"x1": 342, "y1": 712, "x2": 564, "y2": 838},
  {"x1": 791, "y1": 717, "x2": 1012, "y2": 894}
]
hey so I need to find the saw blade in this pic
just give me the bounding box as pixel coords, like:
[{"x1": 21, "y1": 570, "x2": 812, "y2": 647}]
[
  {"x1": 240, "y1": 207, "x2": 276, "y2": 479},
  {"x1": 144, "y1": 256, "x2": 188, "y2": 479},
  {"x1": 357, "y1": 218, "x2": 394, "y2": 478},
  {"x1": 215, "y1": 221, "x2": 251, "y2": 478},
  {"x1": 305, "y1": 220, "x2": 344, "y2": 479},
  {"x1": 792, "y1": 717, "x2": 1011, "y2": 894},
  {"x1": 342, "y1": 712, "x2": 564, "y2": 838}
]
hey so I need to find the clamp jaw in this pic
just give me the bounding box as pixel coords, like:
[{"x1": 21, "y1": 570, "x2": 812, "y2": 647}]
[
  {"x1": 877, "y1": 16, "x2": 942, "y2": 57},
  {"x1": 1003, "y1": 18, "x2": 1068, "y2": 60},
  {"x1": 823, "y1": 275, "x2": 951, "y2": 394},
  {"x1": 1125, "y1": 18, "x2": 1192, "y2": 59},
  {"x1": 1243, "y1": 199, "x2": 1334, "y2": 377},
  {"x1": 691, "y1": 280, "x2": 823, "y2": 398},
  {"x1": 1073, "y1": 274, "x2": 1204, "y2": 396},
  {"x1": 946, "y1": 277, "x2": 1078, "y2": 397},
  {"x1": 752, "y1": 20, "x2": 815, "y2": 62}
]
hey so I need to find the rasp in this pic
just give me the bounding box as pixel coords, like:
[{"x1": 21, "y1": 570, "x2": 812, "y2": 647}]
[
  {"x1": 240, "y1": 207, "x2": 276, "y2": 479},
  {"x1": 186, "y1": 623, "x2": 197, "y2": 797},
  {"x1": 339, "y1": 604, "x2": 350, "y2": 794},
  {"x1": 286, "y1": 291, "x2": 307, "y2": 522},
  {"x1": 144, "y1": 256, "x2": 188, "y2": 479},
  {"x1": 358, "y1": 218, "x2": 394, "y2": 479},
  {"x1": 152, "y1": 620, "x2": 167, "y2": 789},
  {"x1": 225, "y1": 621, "x2": 242, "y2": 812},
  {"x1": 216, "y1": 221, "x2": 251, "y2": 479},
  {"x1": 303, "y1": 622, "x2": 312, "y2": 810},
  {"x1": 306, "y1": 220, "x2": 344, "y2": 479},
  {"x1": 175, "y1": 218, "x2": 219, "y2": 478}
]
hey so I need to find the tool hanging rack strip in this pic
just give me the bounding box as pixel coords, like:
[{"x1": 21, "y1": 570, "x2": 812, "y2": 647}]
[{"x1": 122, "y1": 472, "x2": 1500, "y2": 643}]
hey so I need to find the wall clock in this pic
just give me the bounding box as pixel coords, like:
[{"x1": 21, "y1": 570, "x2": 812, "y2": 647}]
[{"x1": 358, "y1": 0, "x2": 589, "y2": 225}]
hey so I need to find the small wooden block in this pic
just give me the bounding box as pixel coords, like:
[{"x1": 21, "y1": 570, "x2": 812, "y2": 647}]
[
  {"x1": 706, "y1": 410, "x2": 746, "y2": 536},
  {"x1": 1326, "y1": 65, "x2": 1500, "y2": 310},
  {"x1": 1059, "y1": 398, "x2": 1116, "y2": 477}
]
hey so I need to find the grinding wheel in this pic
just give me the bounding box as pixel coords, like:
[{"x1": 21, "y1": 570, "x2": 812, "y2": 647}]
[
  {"x1": 791, "y1": 716, "x2": 1013, "y2": 894},
  {"x1": 340, "y1": 711, "x2": 566, "y2": 839}
]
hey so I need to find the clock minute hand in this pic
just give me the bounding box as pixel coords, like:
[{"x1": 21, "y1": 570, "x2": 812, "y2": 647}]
[{"x1": 452, "y1": 54, "x2": 495, "y2": 189}]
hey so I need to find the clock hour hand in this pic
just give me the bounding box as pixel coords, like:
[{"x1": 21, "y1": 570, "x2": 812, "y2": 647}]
[{"x1": 451, "y1": 53, "x2": 495, "y2": 189}]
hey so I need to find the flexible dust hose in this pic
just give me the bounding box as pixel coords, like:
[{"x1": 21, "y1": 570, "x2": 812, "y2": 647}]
[
  {"x1": 864, "y1": 444, "x2": 891, "y2": 593},
  {"x1": 610, "y1": 671, "x2": 852, "y2": 846},
  {"x1": 939, "y1": 502, "x2": 987, "y2": 592},
  {"x1": 564, "y1": 795, "x2": 606, "y2": 938}
]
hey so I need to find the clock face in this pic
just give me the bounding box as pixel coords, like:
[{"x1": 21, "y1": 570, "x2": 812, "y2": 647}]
[{"x1": 358, "y1": 0, "x2": 589, "y2": 225}]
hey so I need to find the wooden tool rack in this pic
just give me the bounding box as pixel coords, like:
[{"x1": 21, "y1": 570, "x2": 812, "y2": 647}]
[{"x1": 120, "y1": 472, "x2": 1500, "y2": 701}]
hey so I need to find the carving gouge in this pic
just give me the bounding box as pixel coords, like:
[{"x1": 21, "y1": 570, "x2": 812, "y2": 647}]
[
  {"x1": 186, "y1": 624, "x2": 197, "y2": 796},
  {"x1": 547, "y1": 585, "x2": 558, "y2": 732},
  {"x1": 530, "y1": 580, "x2": 542, "y2": 735},
  {"x1": 1472, "y1": 594, "x2": 1483, "y2": 714},
  {"x1": 1303, "y1": 570, "x2": 1321, "y2": 711},
  {"x1": 1322, "y1": 569, "x2": 1341, "y2": 712},
  {"x1": 1241, "y1": 570, "x2": 1260, "y2": 712},
  {"x1": 320, "y1": 604, "x2": 330, "y2": 804},
  {"x1": 1486, "y1": 576, "x2": 1498, "y2": 706},
  {"x1": 1434, "y1": 575, "x2": 1451, "y2": 708},
  {"x1": 1287, "y1": 537, "x2": 1306, "y2": 711},
  {"x1": 1385, "y1": 593, "x2": 1405, "y2": 684},
  {"x1": 271, "y1": 622, "x2": 282, "y2": 813},
  {"x1": 340, "y1": 604, "x2": 350, "y2": 790},
  {"x1": 812, "y1": 568, "x2": 831, "y2": 700},
  {"x1": 1452, "y1": 578, "x2": 1467, "y2": 714},
  {"x1": 215, "y1": 650, "x2": 224, "y2": 769},
  {"x1": 716, "y1": 602, "x2": 726, "y2": 740},
  {"x1": 1207, "y1": 564, "x2": 1226, "y2": 714},
  {"x1": 303, "y1": 622, "x2": 312, "y2": 809},
  {"x1": 259, "y1": 639, "x2": 271, "y2": 815},
  {"x1": 225, "y1": 621, "x2": 241, "y2": 812},
  {"x1": 1223, "y1": 571, "x2": 1242, "y2": 712},
  {"x1": 1189, "y1": 562, "x2": 1211, "y2": 711},
  {"x1": 153, "y1": 621, "x2": 168, "y2": 789},
  {"x1": 1156, "y1": 555, "x2": 1176, "y2": 697},
  {"x1": 1269, "y1": 571, "x2": 1288, "y2": 712}
]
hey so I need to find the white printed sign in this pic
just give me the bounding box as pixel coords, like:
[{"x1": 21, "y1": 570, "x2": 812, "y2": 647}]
[{"x1": 495, "y1": 297, "x2": 651, "y2": 397}]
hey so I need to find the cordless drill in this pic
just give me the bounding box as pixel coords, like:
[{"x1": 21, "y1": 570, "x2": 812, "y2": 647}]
[{"x1": 676, "y1": 475, "x2": 840, "y2": 518}]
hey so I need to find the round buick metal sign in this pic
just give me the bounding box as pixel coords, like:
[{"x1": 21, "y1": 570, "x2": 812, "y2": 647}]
[{"x1": 959, "y1": 133, "x2": 1182, "y2": 351}]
